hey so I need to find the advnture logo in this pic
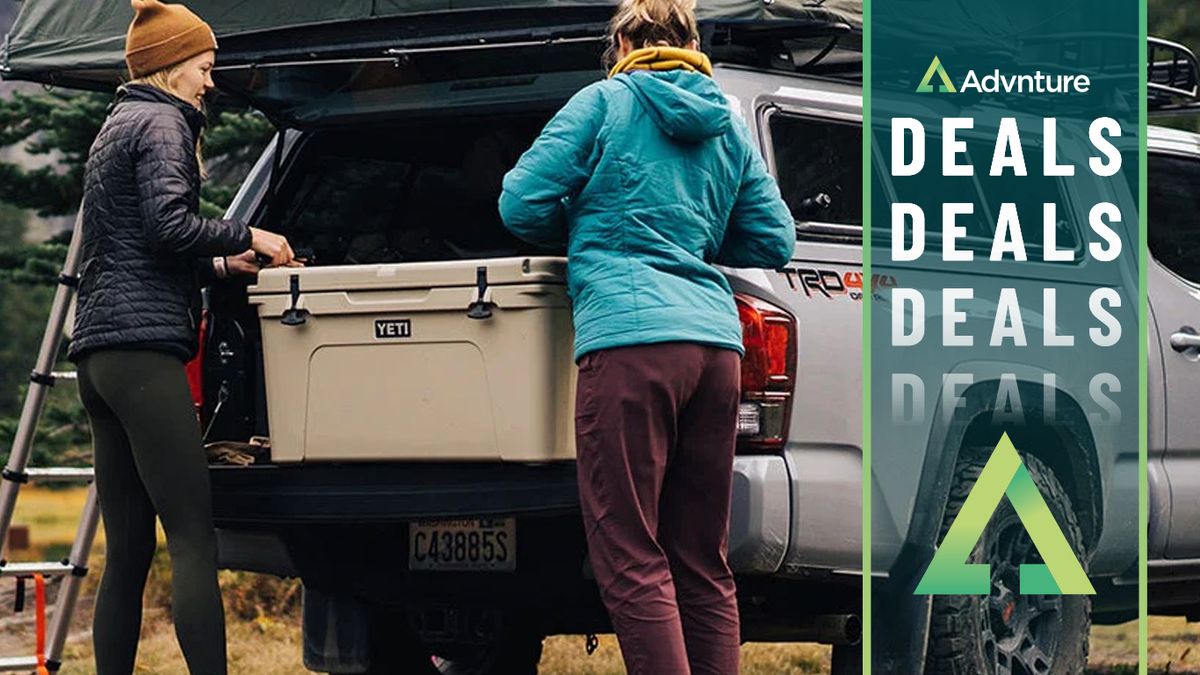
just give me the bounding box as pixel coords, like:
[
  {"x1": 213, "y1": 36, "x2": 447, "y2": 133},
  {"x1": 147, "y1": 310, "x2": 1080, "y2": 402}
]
[
  {"x1": 916, "y1": 56, "x2": 957, "y2": 93},
  {"x1": 915, "y1": 56, "x2": 1092, "y2": 95},
  {"x1": 915, "y1": 434, "x2": 1096, "y2": 595}
]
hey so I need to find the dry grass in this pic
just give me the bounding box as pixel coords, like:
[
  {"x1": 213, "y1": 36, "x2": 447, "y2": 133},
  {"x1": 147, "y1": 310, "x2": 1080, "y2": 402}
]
[
  {"x1": 60, "y1": 607, "x2": 306, "y2": 675},
  {"x1": 1089, "y1": 617, "x2": 1200, "y2": 674},
  {"x1": 1145, "y1": 617, "x2": 1200, "y2": 672},
  {"x1": 59, "y1": 623, "x2": 830, "y2": 675},
  {"x1": 52, "y1": 625, "x2": 1152, "y2": 675},
  {"x1": 5, "y1": 486, "x2": 103, "y2": 562},
  {"x1": 538, "y1": 636, "x2": 830, "y2": 675}
]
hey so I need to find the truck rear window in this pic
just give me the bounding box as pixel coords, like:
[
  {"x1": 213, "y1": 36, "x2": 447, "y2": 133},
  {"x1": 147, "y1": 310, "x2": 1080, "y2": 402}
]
[{"x1": 769, "y1": 112, "x2": 863, "y2": 228}]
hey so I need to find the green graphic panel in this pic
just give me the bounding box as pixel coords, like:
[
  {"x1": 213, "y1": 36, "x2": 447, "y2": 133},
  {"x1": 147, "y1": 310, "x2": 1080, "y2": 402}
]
[
  {"x1": 869, "y1": 0, "x2": 1140, "y2": 670},
  {"x1": 914, "y1": 434, "x2": 1096, "y2": 596}
]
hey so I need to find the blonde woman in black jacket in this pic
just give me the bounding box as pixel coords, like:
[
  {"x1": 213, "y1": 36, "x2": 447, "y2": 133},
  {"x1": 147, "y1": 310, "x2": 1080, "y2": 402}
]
[{"x1": 70, "y1": 2, "x2": 294, "y2": 673}]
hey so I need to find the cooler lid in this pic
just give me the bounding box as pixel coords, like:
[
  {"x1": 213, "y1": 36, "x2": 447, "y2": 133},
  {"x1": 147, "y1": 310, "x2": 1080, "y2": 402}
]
[{"x1": 248, "y1": 256, "x2": 566, "y2": 295}]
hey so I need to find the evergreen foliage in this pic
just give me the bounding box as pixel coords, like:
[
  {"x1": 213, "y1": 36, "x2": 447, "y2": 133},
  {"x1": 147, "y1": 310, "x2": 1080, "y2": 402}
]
[{"x1": 0, "y1": 83, "x2": 273, "y2": 466}]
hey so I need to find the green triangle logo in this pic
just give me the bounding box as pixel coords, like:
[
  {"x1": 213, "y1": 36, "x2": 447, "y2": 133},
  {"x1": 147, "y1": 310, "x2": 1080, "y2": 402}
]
[
  {"x1": 914, "y1": 434, "x2": 1095, "y2": 595},
  {"x1": 916, "y1": 56, "x2": 957, "y2": 93}
]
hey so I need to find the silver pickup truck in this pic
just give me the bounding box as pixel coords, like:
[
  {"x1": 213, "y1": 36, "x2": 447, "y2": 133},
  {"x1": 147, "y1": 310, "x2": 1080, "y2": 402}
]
[
  {"x1": 4, "y1": 0, "x2": 1191, "y2": 672},
  {"x1": 196, "y1": 17, "x2": 869, "y2": 675},
  {"x1": 200, "y1": 21, "x2": 1196, "y2": 675}
]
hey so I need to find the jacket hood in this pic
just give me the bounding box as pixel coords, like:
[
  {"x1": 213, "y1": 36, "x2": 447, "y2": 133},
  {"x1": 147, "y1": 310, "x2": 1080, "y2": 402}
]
[
  {"x1": 114, "y1": 83, "x2": 206, "y2": 141},
  {"x1": 616, "y1": 70, "x2": 731, "y2": 143}
]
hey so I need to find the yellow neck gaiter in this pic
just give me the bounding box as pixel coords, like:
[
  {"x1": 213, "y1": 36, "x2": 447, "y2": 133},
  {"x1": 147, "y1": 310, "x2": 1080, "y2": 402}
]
[{"x1": 607, "y1": 46, "x2": 714, "y2": 79}]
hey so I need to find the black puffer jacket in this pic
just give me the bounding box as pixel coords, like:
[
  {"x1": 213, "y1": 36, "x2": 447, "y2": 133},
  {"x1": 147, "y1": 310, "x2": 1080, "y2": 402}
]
[{"x1": 69, "y1": 84, "x2": 251, "y2": 363}]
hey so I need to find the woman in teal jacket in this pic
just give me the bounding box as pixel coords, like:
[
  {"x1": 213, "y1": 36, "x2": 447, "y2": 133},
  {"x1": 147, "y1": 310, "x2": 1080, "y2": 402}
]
[{"x1": 500, "y1": 0, "x2": 794, "y2": 672}]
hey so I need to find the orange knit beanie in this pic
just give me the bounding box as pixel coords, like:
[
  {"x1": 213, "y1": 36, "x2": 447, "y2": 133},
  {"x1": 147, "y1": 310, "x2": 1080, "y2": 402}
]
[{"x1": 125, "y1": 0, "x2": 217, "y2": 78}]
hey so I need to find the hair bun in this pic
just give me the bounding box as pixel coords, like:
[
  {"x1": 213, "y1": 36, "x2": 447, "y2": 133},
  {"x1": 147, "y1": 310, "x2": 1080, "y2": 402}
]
[{"x1": 606, "y1": 0, "x2": 700, "y2": 62}]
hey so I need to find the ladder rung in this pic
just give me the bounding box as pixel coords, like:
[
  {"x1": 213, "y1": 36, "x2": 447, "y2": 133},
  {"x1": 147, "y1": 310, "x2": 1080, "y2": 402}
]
[
  {"x1": 0, "y1": 561, "x2": 73, "y2": 577},
  {"x1": 0, "y1": 656, "x2": 39, "y2": 671},
  {"x1": 24, "y1": 467, "x2": 94, "y2": 482}
]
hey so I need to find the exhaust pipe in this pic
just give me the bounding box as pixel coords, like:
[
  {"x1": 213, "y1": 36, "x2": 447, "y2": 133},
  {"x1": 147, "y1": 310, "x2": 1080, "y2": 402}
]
[{"x1": 748, "y1": 614, "x2": 862, "y2": 645}]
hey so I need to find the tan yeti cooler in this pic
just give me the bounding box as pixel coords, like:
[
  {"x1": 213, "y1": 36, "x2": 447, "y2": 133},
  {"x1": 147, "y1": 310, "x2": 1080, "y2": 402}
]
[{"x1": 248, "y1": 257, "x2": 575, "y2": 463}]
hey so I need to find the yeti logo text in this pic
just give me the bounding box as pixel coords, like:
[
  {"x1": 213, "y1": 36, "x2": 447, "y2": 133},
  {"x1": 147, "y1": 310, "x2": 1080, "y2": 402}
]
[
  {"x1": 916, "y1": 56, "x2": 956, "y2": 93},
  {"x1": 915, "y1": 434, "x2": 1096, "y2": 595}
]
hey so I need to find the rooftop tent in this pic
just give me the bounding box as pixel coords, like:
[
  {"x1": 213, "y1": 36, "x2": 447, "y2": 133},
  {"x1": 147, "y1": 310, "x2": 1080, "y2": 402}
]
[{"x1": 2, "y1": 0, "x2": 860, "y2": 90}]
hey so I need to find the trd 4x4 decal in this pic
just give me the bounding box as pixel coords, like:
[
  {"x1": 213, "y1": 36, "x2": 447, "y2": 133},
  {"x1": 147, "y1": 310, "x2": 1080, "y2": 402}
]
[{"x1": 782, "y1": 268, "x2": 897, "y2": 300}]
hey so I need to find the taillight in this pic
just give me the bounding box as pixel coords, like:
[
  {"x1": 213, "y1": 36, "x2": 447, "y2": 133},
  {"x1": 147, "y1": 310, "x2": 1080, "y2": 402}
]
[
  {"x1": 185, "y1": 309, "x2": 207, "y2": 416},
  {"x1": 735, "y1": 294, "x2": 796, "y2": 452}
]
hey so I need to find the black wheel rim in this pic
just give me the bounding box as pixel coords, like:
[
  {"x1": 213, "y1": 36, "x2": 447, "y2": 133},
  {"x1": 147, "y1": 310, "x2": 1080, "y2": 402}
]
[{"x1": 979, "y1": 513, "x2": 1064, "y2": 675}]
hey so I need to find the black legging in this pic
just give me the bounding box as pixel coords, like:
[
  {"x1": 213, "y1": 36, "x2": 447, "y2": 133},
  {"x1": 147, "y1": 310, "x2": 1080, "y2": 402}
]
[{"x1": 77, "y1": 350, "x2": 226, "y2": 675}]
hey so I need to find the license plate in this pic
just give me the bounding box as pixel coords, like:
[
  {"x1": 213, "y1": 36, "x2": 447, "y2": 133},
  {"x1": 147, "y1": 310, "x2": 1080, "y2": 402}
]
[{"x1": 408, "y1": 518, "x2": 516, "y2": 571}]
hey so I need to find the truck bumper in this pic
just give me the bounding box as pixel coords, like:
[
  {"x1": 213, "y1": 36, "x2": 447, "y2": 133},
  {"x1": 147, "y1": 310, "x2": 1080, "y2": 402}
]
[
  {"x1": 728, "y1": 455, "x2": 791, "y2": 574},
  {"x1": 781, "y1": 446, "x2": 863, "y2": 575},
  {"x1": 210, "y1": 462, "x2": 580, "y2": 525},
  {"x1": 211, "y1": 454, "x2": 833, "y2": 577}
]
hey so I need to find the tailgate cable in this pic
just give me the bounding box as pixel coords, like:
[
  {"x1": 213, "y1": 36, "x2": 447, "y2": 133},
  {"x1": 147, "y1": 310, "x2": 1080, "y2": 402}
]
[
  {"x1": 202, "y1": 381, "x2": 231, "y2": 443},
  {"x1": 200, "y1": 316, "x2": 243, "y2": 443}
]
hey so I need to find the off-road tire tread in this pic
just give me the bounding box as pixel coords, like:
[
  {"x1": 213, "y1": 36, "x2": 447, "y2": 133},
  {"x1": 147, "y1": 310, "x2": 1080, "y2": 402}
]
[{"x1": 923, "y1": 446, "x2": 1091, "y2": 675}]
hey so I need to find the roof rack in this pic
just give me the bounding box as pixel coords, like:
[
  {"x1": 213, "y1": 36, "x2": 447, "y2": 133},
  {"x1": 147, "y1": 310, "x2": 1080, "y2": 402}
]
[
  {"x1": 1149, "y1": 37, "x2": 1200, "y2": 117},
  {"x1": 706, "y1": 20, "x2": 861, "y2": 80}
]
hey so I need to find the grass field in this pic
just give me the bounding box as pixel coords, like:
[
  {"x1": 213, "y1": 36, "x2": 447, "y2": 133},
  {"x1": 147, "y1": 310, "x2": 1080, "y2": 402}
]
[
  {"x1": 1091, "y1": 617, "x2": 1200, "y2": 674},
  {"x1": 55, "y1": 630, "x2": 831, "y2": 675},
  {"x1": 2, "y1": 487, "x2": 1162, "y2": 674},
  {"x1": 6, "y1": 484, "x2": 103, "y2": 562}
]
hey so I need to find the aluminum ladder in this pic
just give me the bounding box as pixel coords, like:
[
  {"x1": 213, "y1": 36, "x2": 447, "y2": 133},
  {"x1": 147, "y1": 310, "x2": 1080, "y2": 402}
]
[{"x1": 0, "y1": 210, "x2": 101, "y2": 673}]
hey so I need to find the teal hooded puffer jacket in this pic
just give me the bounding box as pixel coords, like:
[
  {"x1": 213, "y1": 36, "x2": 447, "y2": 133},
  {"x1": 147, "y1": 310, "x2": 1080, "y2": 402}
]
[{"x1": 499, "y1": 68, "x2": 795, "y2": 361}]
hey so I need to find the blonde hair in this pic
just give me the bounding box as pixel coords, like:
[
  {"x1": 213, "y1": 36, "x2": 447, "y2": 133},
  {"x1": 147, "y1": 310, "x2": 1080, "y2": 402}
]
[
  {"x1": 127, "y1": 63, "x2": 208, "y2": 180},
  {"x1": 604, "y1": 0, "x2": 701, "y2": 70}
]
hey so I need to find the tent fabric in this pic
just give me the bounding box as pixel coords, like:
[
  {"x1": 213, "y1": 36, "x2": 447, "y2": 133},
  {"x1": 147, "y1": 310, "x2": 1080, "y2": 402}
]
[{"x1": 2, "y1": 0, "x2": 860, "y2": 86}]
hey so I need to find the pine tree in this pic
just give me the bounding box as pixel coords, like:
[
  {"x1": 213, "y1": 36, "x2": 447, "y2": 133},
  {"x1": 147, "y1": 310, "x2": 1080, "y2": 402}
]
[{"x1": 0, "y1": 88, "x2": 274, "y2": 217}]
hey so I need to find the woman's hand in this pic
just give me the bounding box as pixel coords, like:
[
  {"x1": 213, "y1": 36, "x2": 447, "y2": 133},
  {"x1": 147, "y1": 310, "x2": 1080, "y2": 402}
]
[
  {"x1": 249, "y1": 227, "x2": 295, "y2": 267},
  {"x1": 225, "y1": 250, "x2": 261, "y2": 276}
]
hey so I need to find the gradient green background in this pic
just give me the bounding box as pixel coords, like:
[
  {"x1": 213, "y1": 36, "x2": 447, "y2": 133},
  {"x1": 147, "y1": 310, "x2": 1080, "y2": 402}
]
[{"x1": 868, "y1": 0, "x2": 1141, "y2": 670}]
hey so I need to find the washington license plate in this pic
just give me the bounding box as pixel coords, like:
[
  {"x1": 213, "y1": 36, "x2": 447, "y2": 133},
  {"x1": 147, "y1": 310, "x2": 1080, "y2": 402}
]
[{"x1": 408, "y1": 518, "x2": 516, "y2": 571}]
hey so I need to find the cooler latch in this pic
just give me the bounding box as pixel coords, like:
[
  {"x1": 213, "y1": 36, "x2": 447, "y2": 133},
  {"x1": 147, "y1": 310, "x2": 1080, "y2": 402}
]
[
  {"x1": 466, "y1": 266, "x2": 496, "y2": 320},
  {"x1": 281, "y1": 274, "x2": 310, "y2": 326}
]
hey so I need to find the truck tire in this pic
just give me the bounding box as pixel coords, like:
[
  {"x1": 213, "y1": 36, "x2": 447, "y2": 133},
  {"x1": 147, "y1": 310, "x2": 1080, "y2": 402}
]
[{"x1": 924, "y1": 448, "x2": 1090, "y2": 675}]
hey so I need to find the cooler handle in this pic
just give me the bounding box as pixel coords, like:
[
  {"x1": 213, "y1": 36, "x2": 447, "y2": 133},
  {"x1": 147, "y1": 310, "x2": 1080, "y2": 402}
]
[
  {"x1": 281, "y1": 274, "x2": 310, "y2": 326},
  {"x1": 467, "y1": 266, "x2": 497, "y2": 320}
]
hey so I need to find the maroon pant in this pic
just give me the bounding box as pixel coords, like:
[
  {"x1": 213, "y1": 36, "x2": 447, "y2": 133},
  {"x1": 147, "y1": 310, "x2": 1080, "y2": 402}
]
[{"x1": 575, "y1": 342, "x2": 741, "y2": 675}]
